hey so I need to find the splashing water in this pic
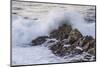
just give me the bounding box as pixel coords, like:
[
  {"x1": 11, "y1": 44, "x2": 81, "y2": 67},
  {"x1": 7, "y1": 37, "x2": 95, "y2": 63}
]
[{"x1": 12, "y1": 6, "x2": 95, "y2": 65}]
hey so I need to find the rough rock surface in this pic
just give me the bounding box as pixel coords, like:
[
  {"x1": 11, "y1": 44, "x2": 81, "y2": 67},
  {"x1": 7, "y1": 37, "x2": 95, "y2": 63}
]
[
  {"x1": 31, "y1": 36, "x2": 49, "y2": 46},
  {"x1": 31, "y1": 23, "x2": 96, "y2": 61},
  {"x1": 50, "y1": 24, "x2": 72, "y2": 40}
]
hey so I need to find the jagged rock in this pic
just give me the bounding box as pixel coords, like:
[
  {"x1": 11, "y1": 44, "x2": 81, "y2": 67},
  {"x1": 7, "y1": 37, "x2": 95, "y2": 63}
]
[
  {"x1": 64, "y1": 45, "x2": 76, "y2": 53},
  {"x1": 62, "y1": 39, "x2": 69, "y2": 44},
  {"x1": 30, "y1": 21, "x2": 96, "y2": 59},
  {"x1": 49, "y1": 41, "x2": 72, "y2": 56},
  {"x1": 81, "y1": 36, "x2": 94, "y2": 46},
  {"x1": 49, "y1": 41, "x2": 65, "y2": 56},
  {"x1": 43, "y1": 38, "x2": 58, "y2": 47},
  {"x1": 49, "y1": 40, "x2": 79, "y2": 57},
  {"x1": 71, "y1": 47, "x2": 83, "y2": 55},
  {"x1": 71, "y1": 38, "x2": 83, "y2": 47},
  {"x1": 88, "y1": 39, "x2": 95, "y2": 49},
  {"x1": 71, "y1": 35, "x2": 95, "y2": 53},
  {"x1": 50, "y1": 24, "x2": 72, "y2": 40},
  {"x1": 68, "y1": 29, "x2": 83, "y2": 44},
  {"x1": 82, "y1": 42, "x2": 90, "y2": 51},
  {"x1": 31, "y1": 36, "x2": 49, "y2": 46},
  {"x1": 87, "y1": 48, "x2": 95, "y2": 55},
  {"x1": 79, "y1": 36, "x2": 95, "y2": 52}
]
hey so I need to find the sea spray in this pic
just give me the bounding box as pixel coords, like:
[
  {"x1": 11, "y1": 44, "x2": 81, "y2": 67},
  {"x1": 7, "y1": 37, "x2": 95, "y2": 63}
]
[{"x1": 12, "y1": 9, "x2": 95, "y2": 47}]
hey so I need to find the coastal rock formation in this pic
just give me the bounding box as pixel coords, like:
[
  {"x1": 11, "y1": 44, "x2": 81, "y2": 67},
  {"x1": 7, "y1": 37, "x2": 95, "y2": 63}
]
[
  {"x1": 31, "y1": 36, "x2": 49, "y2": 46},
  {"x1": 31, "y1": 23, "x2": 95, "y2": 60},
  {"x1": 50, "y1": 24, "x2": 72, "y2": 40}
]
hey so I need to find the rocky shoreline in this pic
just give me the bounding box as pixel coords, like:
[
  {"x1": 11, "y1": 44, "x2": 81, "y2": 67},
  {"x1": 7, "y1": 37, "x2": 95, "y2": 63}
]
[{"x1": 31, "y1": 24, "x2": 96, "y2": 62}]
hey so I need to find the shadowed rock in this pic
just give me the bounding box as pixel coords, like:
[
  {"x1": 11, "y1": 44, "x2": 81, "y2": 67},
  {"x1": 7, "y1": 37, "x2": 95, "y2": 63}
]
[
  {"x1": 31, "y1": 36, "x2": 49, "y2": 46},
  {"x1": 49, "y1": 41, "x2": 65, "y2": 56},
  {"x1": 50, "y1": 24, "x2": 72, "y2": 40},
  {"x1": 87, "y1": 48, "x2": 95, "y2": 55},
  {"x1": 68, "y1": 29, "x2": 83, "y2": 44}
]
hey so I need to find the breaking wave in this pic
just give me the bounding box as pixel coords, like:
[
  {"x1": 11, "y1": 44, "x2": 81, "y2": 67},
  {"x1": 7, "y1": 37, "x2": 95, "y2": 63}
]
[{"x1": 12, "y1": 9, "x2": 95, "y2": 47}]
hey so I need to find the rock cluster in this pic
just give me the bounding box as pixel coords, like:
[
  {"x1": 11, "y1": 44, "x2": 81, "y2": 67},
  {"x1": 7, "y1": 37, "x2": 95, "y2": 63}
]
[{"x1": 31, "y1": 23, "x2": 96, "y2": 61}]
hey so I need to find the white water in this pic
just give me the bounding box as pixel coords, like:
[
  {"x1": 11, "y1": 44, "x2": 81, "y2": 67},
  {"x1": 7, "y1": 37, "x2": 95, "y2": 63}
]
[
  {"x1": 12, "y1": 9, "x2": 95, "y2": 47},
  {"x1": 12, "y1": 46, "x2": 66, "y2": 65},
  {"x1": 12, "y1": 1, "x2": 95, "y2": 65}
]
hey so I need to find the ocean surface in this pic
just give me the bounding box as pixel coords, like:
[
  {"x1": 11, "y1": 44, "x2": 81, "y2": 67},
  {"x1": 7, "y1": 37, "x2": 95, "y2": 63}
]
[{"x1": 12, "y1": 0, "x2": 96, "y2": 65}]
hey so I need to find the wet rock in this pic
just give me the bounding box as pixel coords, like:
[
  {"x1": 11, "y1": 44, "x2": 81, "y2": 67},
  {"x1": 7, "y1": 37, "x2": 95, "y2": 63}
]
[
  {"x1": 82, "y1": 42, "x2": 90, "y2": 51},
  {"x1": 81, "y1": 36, "x2": 94, "y2": 46},
  {"x1": 68, "y1": 29, "x2": 83, "y2": 44},
  {"x1": 47, "y1": 40, "x2": 56, "y2": 43},
  {"x1": 62, "y1": 39, "x2": 69, "y2": 44},
  {"x1": 71, "y1": 47, "x2": 83, "y2": 55},
  {"x1": 49, "y1": 41, "x2": 78, "y2": 57},
  {"x1": 64, "y1": 45, "x2": 75, "y2": 53},
  {"x1": 87, "y1": 48, "x2": 95, "y2": 55},
  {"x1": 31, "y1": 36, "x2": 49, "y2": 46},
  {"x1": 50, "y1": 24, "x2": 72, "y2": 40},
  {"x1": 71, "y1": 38, "x2": 83, "y2": 47},
  {"x1": 80, "y1": 36, "x2": 95, "y2": 52},
  {"x1": 88, "y1": 39, "x2": 95, "y2": 49},
  {"x1": 49, "y1": 42, "x2": 63, "y2": 56},
  {"x1": 30, "y1": 21, "x2": 95, "y2": 59},
  {"x1": 72, "y1": 35, "x2": 96, "y2": 53}
]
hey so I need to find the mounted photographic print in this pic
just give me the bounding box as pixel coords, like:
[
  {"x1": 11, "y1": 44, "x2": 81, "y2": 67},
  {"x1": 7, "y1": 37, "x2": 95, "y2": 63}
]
[{"x1": 11, "y1": 0, "x2": 96, "y2": 66}]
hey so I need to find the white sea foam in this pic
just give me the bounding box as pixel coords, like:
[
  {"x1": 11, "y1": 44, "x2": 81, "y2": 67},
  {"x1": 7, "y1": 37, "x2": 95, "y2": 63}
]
[
  {"x1": 12, "y1": 9, "x2": 95, "y2": 46},
  {"x1": 12, "y1": 9, "x2": 95, "y2": 65},
  {"x1": 12, "y1": 46, "x2": 66, "y2": 65}
]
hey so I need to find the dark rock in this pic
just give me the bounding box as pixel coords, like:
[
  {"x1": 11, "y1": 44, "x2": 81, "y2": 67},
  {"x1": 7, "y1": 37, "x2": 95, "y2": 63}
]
[
  {"x1": 68, "y1": 29, "x2": 83, "y2": 44},
  {"x1": 82, "y1": 42, "x2": 90, "y2": 51},
  {"x1": 87, "y1": 48, "x2": 95, "y2": 55},
  {"x1": 49, "y1": 40, "x2": 79, "y2": 57},
  {"x1": 47, "y1": 40, "x2": 56, "y2": 43},
  {"x1": 72, "y1": 48, "x2": 83, "y2": 55},
  {"x1": 30, "y1": 20, "x2": 96, "y2": 59},
  {"x1": 79, "y1": 36, "x2": 95, "y2": 51},
  {"x1": 64, "y1": 45, "x2": 75, "y2": 53},
  {"x1": 49, "y1": 42, "x2": 62, "y2": 52},
  {"x1": 81, "y1": 36, "x2": 94, "y2": 46},
  {"x1": 62, "y1": 39, "x2": 69, "y2": 44},
  {"x1": 50, "y1": 24, "x2": 72, "y2": 40},
  {"x1": 71, "y1": 38, "x2": 83, "y2": 47},
  {"x1": 72, "y1": 36, "x2": 96, "y2": 52},
  {"x1": 88, "y1": 39, "x2": 95, "y2": 49},
  {"x1": 49, "y1": 41, "x2": 68, "y2": 56},
  {"x1": 31, "y1": 36, "x2": 49, "y2": 46}
]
